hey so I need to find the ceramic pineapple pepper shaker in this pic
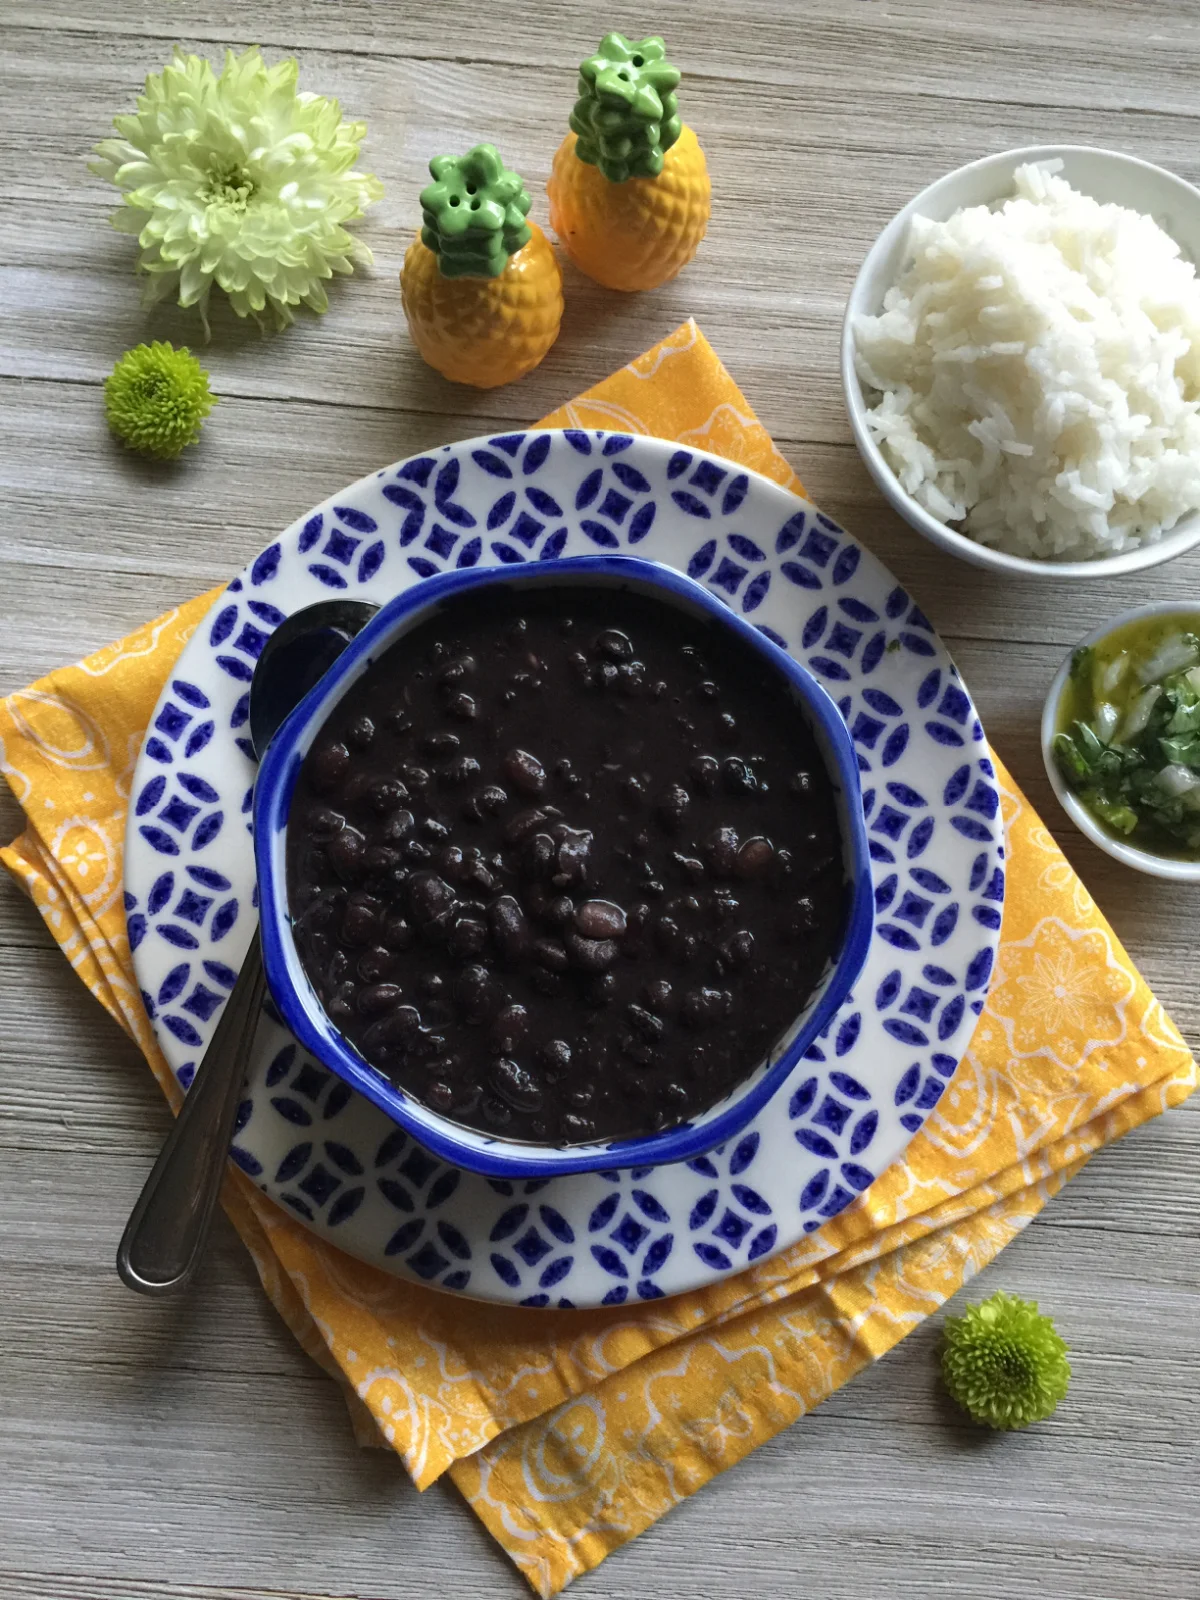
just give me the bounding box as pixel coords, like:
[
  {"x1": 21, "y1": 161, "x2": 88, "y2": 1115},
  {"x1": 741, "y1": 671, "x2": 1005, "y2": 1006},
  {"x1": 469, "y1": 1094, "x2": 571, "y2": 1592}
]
[
  {"x1": 547, "y1": 32, "x2": 711, "y2": 291},
  {"x1": 401, "y1": 144, "x2": 564, "y2": 388}
]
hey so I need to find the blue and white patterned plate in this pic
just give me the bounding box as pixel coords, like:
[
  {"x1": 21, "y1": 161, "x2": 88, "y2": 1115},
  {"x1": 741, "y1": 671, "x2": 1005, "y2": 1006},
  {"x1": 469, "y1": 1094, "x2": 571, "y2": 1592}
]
[{"x1": 124, "y1": 431, "x2": 1004, "y2": 1308}]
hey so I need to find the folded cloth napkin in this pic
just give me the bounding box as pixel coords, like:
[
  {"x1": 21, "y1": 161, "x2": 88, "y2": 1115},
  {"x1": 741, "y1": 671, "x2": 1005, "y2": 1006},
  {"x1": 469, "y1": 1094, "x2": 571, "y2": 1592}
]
[{"x1": 2, "y1": 320, "x2": 1195, "y2": 1596}]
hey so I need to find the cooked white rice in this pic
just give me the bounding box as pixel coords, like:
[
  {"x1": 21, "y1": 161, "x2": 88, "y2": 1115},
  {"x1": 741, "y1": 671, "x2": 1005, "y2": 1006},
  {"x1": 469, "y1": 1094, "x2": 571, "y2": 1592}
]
[{"x1": 854, "y1": 160, "x2": 1200, "y2": 561}]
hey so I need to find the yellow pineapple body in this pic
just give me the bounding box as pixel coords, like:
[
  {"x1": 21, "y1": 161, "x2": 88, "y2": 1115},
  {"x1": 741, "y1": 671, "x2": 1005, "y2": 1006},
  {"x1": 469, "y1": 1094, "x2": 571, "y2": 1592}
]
[
  {"x1": 547, "y1": 126, "x2": 710, "y2": 293},
  {"x1": 400, "y1": 221, "x2": 563, "y2": 389}
]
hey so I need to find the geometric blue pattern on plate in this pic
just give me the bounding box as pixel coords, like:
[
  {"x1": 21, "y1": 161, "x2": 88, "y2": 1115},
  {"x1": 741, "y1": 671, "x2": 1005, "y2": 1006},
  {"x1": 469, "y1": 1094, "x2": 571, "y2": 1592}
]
[{"x1": 125, "y1": 430, "x2": 1004, "y2": 1308}]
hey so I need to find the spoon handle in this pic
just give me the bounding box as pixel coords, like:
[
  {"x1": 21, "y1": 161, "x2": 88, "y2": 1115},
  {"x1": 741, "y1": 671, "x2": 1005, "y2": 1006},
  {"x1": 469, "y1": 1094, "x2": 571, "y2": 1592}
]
[{"x1": 117, "y1": 931, "x2": 267, "y2": 1295}]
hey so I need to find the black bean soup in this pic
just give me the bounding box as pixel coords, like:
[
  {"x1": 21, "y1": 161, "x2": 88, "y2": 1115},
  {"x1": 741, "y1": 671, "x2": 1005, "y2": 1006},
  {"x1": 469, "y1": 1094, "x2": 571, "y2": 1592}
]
[{"x1": 286, "y1": 585, "x2": 847, "y2": 1146}]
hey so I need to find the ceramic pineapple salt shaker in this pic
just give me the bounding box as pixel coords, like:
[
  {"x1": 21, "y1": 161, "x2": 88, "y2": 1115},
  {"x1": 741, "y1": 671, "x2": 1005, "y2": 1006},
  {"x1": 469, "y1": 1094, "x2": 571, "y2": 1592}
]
[
  {"x1": 547, "y1": 32, "x2": 711, "y2": 291},
  {"x1": 401, "y1": 143, "x2": 564, "y2": 387}
]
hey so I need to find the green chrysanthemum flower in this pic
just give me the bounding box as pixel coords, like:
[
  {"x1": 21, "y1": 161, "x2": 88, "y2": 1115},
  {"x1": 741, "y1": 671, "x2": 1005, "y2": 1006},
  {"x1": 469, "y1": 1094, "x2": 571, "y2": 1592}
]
[
  {"x1": 942, "y1": 1291, "x2": 1071, "y2": 1430},
  {"x1": 105, "y1": 342, "x2": 214, "y2": 458},
  {"x1": 90, "y1": 46, "x2": 384, "y2": 332}
]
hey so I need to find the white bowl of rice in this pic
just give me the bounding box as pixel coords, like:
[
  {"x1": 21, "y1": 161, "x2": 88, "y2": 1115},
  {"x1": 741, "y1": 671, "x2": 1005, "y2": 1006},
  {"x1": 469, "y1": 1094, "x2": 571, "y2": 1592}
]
[{"x1": 843, "y1": 146, "x2": 1200, "y2": 576}]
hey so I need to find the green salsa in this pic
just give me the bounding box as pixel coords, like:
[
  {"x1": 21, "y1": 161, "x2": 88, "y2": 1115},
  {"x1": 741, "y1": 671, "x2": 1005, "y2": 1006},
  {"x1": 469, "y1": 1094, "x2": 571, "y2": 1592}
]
[{"x1": 1055, "y1": 612, "x2": 1200, "y2": 860}]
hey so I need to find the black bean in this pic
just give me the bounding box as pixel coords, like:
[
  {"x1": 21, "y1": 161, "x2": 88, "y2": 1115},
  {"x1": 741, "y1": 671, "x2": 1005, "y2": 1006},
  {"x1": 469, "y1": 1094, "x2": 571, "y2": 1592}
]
[
  {"x1": 490, "y1": 1058, "x2": 542, "y2": 1110},
  {"x1": 438, "y1": 655, "x2": 475, "y2": 685},
  {"x1": 680, "y1": 987, "x2": 732, "y2": 1030},
  {"x1": 703, "y1": 826, "x2": 740, "y2": 877},
  {"x1": 386, "y1": 708, "x2": 413, "y2": 736},
  {"x1": 642, "y1": 978, "x2": 675, "y2": 1014},
  {"x1": 358, "y1": 982, "x2": 404, "y2": 1017},
  {"x1": 697, "y1": 680, "x2": 719, "y2": 701},
  {"x1": 725, "y1": 930, "x2": 756, "y2": 966},
  {"x1": 346, "y1": 715, "x2": 375, "y2": 751},
  {"x1": 790, "y1": 770, "x2": 813, "y2": 797},
  {"x1": 327, "y1": 826, "x2": 366, "y2": 881},
  {"x1": 441, "y1": 754, "x2": 481, "y2": 787},
  {"x1": 567, "y1": 651, "x2": 593, "y2": 687},
  {"x1": 655, "y1": 783, "x2": 690, "y2": 831},
  {"x1": 689, "y1": 754, "x2": 720, "y2": 793},
  {"x1": 455, "y1": 964, "x2": 501, "y2": 1021},
  {"x1": 408, "y1": 1026, "x2": 447, "y2": 1059},
  {"x1": 522, "y1": 831, "x2": 557, "y2": 880},
  {"x1": 722, "y1": 757, "x2": 758, "y2": 794},
  {"x1": 446, "y1": 692, "x2": 478, "y2": 720},
  {"x1": 307, "y1": 806, "x2": 346, "y2": 840},
  {"x1": 381, "y1": 809, "x2": 415, "y2": 843},
  {"x1": 490, "y1": 1003, "x2": 528, "y2": 1052},
  {"x1": 621, "y1": 775, "x2": 646, "y2": 805},
  {"x1": 564, "y1": 930, "x2": 619, "y2": 971},
  {"x1": 539, "y1": 1038, "x2": 572, "y2": 1075},
  {"x1": 340, "y1": 898, "x2": 379, "y2": 948},
  {"x1": 551, "y1": 824, "x2": 592, "y2": 885},
  {"x1": 736, "y1": 837, "x2": 774, "y2": 877},
  {"x1": 449, "y1": 914, "x2": 488, "y2": 959},
  {"x1": 403, "y1": 839, "x2": 431, "y2": 862},
  {"x1": 626, "y1": 1003, "x2": 665, "y2": 1041},
  {"x1": 439, "y1": 845, "x2": 465, "y2": 876},
  {"x1": 400, "y1": 764, "x2": 432, "y2": 793},
  {"x1": 772, "y1": 847, "x2": 798, "y2": 884},
  {"x1": 482, "y1": 1095, "x2": 513, "y2": 1128},
  {"x1": 528, "y1": 967, "x2": 563, "y2": 996},
  {"x1": 560, "y1": 1113, "x2": 596, "y2": 1141},
  {"x1": 425, "y1": 1080, "x2": 455, "y2": 1113},
  {"x1": 573, "y1": 899, "x2": 627, "y2": 940},
  {"x1": 368, "y1": 778, "x2": 410, "y2": 816},
  {"x1": 585, "y1": 972, "x2": 617, "y2": 1006},
  {"x1": 381, "y1": 914, "x2": 414, "y2": 950},
  {"x1": 504, "y1": 806, "x2": 552, "y2": 844},
  {"x1": 502, "y1": 748, "x2": 547, "y2": 795},
  {"x1": 533, "y1": 937, "x2": 569, "y2": 972},
  {"x1": 672, "y1": 852, "x2": 706, "y2": 882},
  {"x1": 363, "y1": 1005, "x2": 421, "y2": 1048},
  {"x1": 421, "y1": 818, "x2": 450, "y2": 842},
  {"x1": 596, "y1": 628, "x2": 633, "y2": 660},
  {"x1": 363, "y1": 845, "x2": 402, "y2": 874},
  {"x1": 408, "y1": 872, "x2": 456, "y2": 928},
  {"x1": 357, "y1": 945, "x2": 394, "y2": 983},
  {"x1": 420, "y1": 731, "x2": 460, "y2": 757},
  {"x1": 717, "y1": 713, "x2": 738, "y2": 743},
  {"x1": 620, "y1": 1034, "x2": 658, "y2": 1066},
  {"x1": 488, "y1": 895, "x2": 529, "y2": 962},
  {"x1": 307, "y1": 742, "x2": 350, "y2": 793}
]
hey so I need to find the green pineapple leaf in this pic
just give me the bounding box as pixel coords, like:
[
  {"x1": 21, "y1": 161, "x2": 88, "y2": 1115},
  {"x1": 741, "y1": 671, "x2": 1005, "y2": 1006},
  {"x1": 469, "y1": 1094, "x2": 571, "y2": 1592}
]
[
  {"x1": 571, "y1": 33, "x2": 683, "y2": 182},
  {"x1": 419, "y1": 144, "x2": 532, "y2": 279}
]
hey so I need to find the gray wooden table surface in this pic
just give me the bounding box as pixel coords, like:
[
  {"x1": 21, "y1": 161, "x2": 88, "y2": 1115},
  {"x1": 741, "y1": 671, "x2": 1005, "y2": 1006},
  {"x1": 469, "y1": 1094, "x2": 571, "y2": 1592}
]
[{"x1": 3, "y1": 3, "x2": 1199, "y2": 1596}]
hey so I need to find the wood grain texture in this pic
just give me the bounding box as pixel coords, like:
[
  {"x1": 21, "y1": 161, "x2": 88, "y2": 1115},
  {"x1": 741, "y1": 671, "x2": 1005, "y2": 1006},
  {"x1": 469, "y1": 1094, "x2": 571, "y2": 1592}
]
[{"x1": 2, "y1": 3, "x2": 1199, "y2": 1596}]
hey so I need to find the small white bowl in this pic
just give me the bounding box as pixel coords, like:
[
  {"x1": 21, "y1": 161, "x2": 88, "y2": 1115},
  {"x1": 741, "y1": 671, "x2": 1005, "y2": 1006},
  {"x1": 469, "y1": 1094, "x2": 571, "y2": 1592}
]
[
  {"x1": 1041, "y1": 601, "x2": 1200, "y2": 881},
  {"x1": 842, "y1": 145, "x2": 1200, "y2": 579}
]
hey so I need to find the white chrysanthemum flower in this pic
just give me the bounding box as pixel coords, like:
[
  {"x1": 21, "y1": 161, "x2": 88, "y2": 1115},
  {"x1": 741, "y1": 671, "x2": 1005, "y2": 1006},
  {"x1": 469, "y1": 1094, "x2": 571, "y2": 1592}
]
[{"x1": 90, "y1": 47, "x2": 384, "y2": 331}]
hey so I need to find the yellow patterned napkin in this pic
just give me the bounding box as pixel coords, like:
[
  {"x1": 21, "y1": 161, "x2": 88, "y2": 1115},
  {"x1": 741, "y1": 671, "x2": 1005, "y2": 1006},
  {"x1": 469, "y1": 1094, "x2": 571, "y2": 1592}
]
[{"x1": 2, "y1": 321, "x2": 1195, "y2": 1596}]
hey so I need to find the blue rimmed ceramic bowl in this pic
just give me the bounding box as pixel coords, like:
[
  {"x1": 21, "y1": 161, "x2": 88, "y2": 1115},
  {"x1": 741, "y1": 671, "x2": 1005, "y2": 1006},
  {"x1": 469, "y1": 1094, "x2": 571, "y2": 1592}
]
[{"x1": 254, "y1": 554, "x2": 874, "y2": 1179}]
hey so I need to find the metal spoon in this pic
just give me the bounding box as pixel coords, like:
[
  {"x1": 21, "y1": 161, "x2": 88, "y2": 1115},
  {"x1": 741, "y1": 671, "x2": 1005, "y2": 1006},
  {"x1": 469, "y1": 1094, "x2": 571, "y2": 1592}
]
[{"x1": 117, "y1": 598, "x2": 379, "y2": 1295}]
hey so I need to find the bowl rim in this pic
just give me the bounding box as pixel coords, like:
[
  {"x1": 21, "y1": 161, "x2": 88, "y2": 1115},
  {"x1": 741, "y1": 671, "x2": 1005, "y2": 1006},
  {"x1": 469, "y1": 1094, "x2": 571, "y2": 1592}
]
[
  {"x1": 841, "y1": 143, "x2": 1200, "y2": 580},
  {"x1": 254, "y1": 548, "x2": 876, "y2": 1178},
  {"x1": 1040, "y1": 599, "x2": 1200, "y2": 881}
]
